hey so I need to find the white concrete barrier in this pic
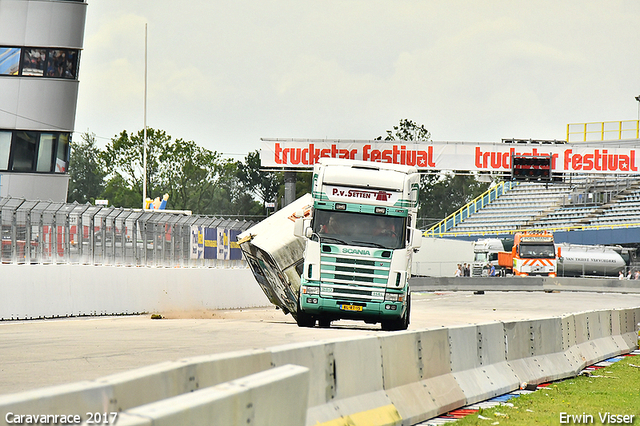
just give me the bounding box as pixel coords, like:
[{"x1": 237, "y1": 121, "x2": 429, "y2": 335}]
[
  {"x1": 388, "y1": 328, "x2": 463, "y2": 425},
  {"x1": 1, "y1": 308, "x2": 638, "y2": 426},
  {"x1": 0, "y1": 349, "x2": 273, "y2": 426},
  {"x1": 0, "y1": 265, "x2": 269, "y2": 320},
  {"x1": 114, "y1": 365, "x2": 309, "y2": 426},
  {"x1": 450, "y1": 323, "x2": 518, "y2": 407}
]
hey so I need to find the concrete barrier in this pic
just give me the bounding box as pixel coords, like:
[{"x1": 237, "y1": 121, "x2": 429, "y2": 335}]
[
  {"x1": 114, "y1": 365, "x2": 309, "y2": 426},
  {"x1": 3, "y1": 265, "x2": 638, "y2": 321},
  {"x1": 0, "y1": 308, "x2": 638, "y2": 426},
  {"x1": 0, "y1": 349, "x2": 273, "y2": 426},
  {"x1": 0, "y1": 265, "x2": 269, "y2": 320},
  {"x1": 410, "y1": 276, "x2": 640, "y2": 293},
  {"x1": 450, "y1": 322, "x2": 518, "y2": 406}
]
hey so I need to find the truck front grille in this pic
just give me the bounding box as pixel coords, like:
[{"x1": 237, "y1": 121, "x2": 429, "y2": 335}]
[{"x1": 319, "y1": 254, "x2": 390, "y2": 302}]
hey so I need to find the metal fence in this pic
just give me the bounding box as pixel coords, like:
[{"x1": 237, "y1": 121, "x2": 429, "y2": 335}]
[{"x1": 0, "y1": 197, "x2": 254, "y2": 267}]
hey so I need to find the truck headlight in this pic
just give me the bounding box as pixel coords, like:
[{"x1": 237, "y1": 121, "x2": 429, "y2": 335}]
[
  {"x1": 385, "y1": 293, "x2": 403, "y2": 302},
  {"x1": 301, "y1": 286, "x2": 319, "y2": 295}
]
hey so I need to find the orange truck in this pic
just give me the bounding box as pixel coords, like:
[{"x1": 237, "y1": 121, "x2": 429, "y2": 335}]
[{"x1": 497, "y1": 231, "x2": 559, "y2": 277}]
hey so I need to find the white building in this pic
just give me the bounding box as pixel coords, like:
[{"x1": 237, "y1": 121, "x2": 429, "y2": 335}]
[{"x1": 0, "y1": 0, "x2": 87, "y2": 201}]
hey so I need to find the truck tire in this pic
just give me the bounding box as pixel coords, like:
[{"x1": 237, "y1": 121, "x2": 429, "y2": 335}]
[
  {"x1": 296, "y1": 299, "x2": 315, "y2": 328},
  {"x1": 381, "y1": 294, "x2": 410, "y2": 331},
  {"x1": 318, "y1": 317, "x2": 331, "y2": 328}
]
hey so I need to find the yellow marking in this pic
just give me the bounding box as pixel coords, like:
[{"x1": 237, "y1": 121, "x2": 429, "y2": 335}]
[{"x1": 315, "y1": 404, "x2": 402, "y2": 426}]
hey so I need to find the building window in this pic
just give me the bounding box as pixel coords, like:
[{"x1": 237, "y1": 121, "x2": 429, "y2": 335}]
[
  {"x1": 0, "y1": 48, "x2": 21, "y2": 75},
  {"x1": 0, "y1": 131, "x2": 11, "y2": 169},
  {"x1": 37, "y1": 133, "x2": 56, "y2": 172},
  {"x1": 0, "y1": 130, "x2": 70, "y2": 173},
  {"x1": 12, "y1": 131, "x2": 38, "y2": 171},
  {"x1": 0, "y1": 46, "x2": 79, "y2": 80},
  {"x1": 46, "y1": 50, "x2": 77, "y2": 79},
  {"x1": 55, "y1": 134, "x2": 69, "y2": 172},
  {"x1": 22, "y1": 48, "x2": 47, "y2": 76}
]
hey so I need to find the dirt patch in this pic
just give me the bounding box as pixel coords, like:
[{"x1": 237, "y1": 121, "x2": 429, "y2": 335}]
[{"x1": 155, "y1": 306, "x2": 288, "y2": 321}]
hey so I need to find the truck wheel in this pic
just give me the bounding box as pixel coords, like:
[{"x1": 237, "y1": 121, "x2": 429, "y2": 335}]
[
  {"x1": 381, "y1": 294, "x2": 410, "y2": 331},
  {"x1": 296, "y1": 299, "x2": 315, "y2": 328},
  {"x1": 318, "y1": 318, "x2": 331, "y2": 328}
]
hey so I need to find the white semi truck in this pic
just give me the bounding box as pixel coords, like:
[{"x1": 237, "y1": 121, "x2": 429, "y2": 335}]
[{"x1": 238, "y1": 158, "x2": 422, "y2": 330}]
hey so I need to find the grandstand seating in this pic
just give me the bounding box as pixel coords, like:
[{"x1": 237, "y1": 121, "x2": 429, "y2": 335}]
[{"x1": 439, "y1": 174, "x2": 640, "y2": 235}]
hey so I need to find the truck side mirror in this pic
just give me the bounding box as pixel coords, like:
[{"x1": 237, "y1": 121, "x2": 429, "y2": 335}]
[
  {"x1": 410, "y1": 228, "x2": 422, "y2": 249},
  {"x1": 304, "y1": 226, "x2": 313, "y2": 238}
]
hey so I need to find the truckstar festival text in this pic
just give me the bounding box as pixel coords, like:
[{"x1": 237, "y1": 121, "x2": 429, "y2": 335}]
[{"x1": 261, "y1": 140, "x2": 639, "y2": 174}]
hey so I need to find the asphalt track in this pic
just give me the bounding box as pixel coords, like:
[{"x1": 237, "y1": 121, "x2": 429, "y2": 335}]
[{"x1": 1, "y1": 291, "x2": 640, "y2": 395}]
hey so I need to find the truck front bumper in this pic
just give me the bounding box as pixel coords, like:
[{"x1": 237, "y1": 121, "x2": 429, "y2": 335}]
[{"x1": 300, "y1": 295, "x2": 405, "y2": 322}]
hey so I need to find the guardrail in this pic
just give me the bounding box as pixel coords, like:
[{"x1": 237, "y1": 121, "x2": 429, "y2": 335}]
[
  {"x1": 1, "y1": 306, "x2": 637, "y2": 426},
  {"x1": 567, "y1": 120, "x2": 640, "y2": 143}
]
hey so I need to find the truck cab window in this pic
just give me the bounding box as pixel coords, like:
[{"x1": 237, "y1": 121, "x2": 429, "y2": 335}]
[{"x1": 312, "y1": 209, "x2": 406, "y2": 250}]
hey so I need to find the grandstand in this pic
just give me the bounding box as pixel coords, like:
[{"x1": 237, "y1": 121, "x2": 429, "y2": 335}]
[{"x1": 425, "y1": 174, "x2": 640, "y2": 247}]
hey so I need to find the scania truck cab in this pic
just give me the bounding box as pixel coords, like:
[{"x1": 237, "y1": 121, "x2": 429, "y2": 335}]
[{"x1": 294, "y1": 158, "x2": 421, "y2": 330}]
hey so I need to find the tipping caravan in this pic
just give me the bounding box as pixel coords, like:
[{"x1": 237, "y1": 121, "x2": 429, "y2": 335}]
[
  {"x1": 238, "y1": 158, "x2": 421, "y2": 330},
  {"x1": 237, "y1": 194, "x2": 313, "y2": 318}
]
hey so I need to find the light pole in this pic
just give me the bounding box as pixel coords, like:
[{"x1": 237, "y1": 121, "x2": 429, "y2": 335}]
[
  {"x1": 635, "y1": 95, "x2": 640, "y2": 139},
  {"x1": 142, "y1": 23, "x2": 148, "y2": 209}
]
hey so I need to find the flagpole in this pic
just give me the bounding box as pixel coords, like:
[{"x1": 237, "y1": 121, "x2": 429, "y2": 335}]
[{"x1": 142, "y1": 23, "x2": 148, "y2": 209}]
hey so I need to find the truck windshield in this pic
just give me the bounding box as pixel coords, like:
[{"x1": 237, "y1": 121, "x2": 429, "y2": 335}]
[
  {"x1": 519, "y1": 243, "x2": 555, "y2": 259},
  {"x1": 474, "y1": 253, "x2": 488, "y2": 262},
  {"x1": 312, "y1": 209, "x2": 406, "y2": 250}
]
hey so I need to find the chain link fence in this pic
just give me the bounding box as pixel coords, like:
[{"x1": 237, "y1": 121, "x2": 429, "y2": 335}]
[{"x1": 0, "y1": 197, "x2": 255, "y2": 267}]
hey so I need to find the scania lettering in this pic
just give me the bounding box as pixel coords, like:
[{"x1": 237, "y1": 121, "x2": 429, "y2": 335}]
[
  {"x1": 293, "y1": 158, "x2": 421, "y2": 330},
  {"x1": 343, "y1": 248, "x2": 370, "y2": 255}
]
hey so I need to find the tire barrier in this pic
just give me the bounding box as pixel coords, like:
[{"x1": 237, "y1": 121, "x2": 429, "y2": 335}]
[{"x1": 0, "y1": 307, "x2": 638, "y2": 426}]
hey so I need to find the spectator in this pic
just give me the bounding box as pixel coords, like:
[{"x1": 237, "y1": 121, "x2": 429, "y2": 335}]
[
  {"x1": 619, "y1": 271, "x2": 624, "y2": 280},
  {"x1": 488, "y1": 262, "x2": 496, "y2": 277},
  {"x1": 454, "y1": 264, "x2": 462, "y2": 277}
]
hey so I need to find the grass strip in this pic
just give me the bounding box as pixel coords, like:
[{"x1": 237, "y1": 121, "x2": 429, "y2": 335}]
[{"x1": 453, "y1": 355, "x2": 640, "y2": 426}]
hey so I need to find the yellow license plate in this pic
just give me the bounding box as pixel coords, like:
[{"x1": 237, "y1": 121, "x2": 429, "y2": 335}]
[{"x1": 340, "y1": 304, "x2": 362, "y2": 311}]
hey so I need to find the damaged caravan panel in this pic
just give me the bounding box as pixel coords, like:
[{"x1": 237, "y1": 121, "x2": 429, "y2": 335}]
[{"x1": 237, "y1": 194, "x2": 312, "y2": 319}]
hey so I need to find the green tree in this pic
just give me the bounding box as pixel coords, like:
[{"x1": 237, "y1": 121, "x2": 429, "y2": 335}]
[
  {"x1": 376, "y1": 118, "x2": 431, "y2": 142},
  {"x1": 67, "y1": 132, "x2": 106, "y2": 204},
  {"x1": 100, "y1": 128, "x2": 169, "y2": 208},
  {"x1": 101, "y1": 174, "x2": 140, "y2": 208},
  {"x1": 158, "y1": 138, "x2": 229, "y2": 213},
  {"x1": 206, "y1": 160, "x2": 263, "y2": 217},
  {"x1": 100, "y1": 128, "x2": 236, "y2": 213},
  {"x1": 236, "y1": 151, "x2": 283, "y2": 213},
  {"x1": 377, "y1": 119, "x2": 490, "y2": 229}
]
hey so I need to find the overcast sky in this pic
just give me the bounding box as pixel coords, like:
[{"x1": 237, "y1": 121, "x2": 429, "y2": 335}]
[{"x1": 73, "y1": 1, "x2": 640, "y2": 159}]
